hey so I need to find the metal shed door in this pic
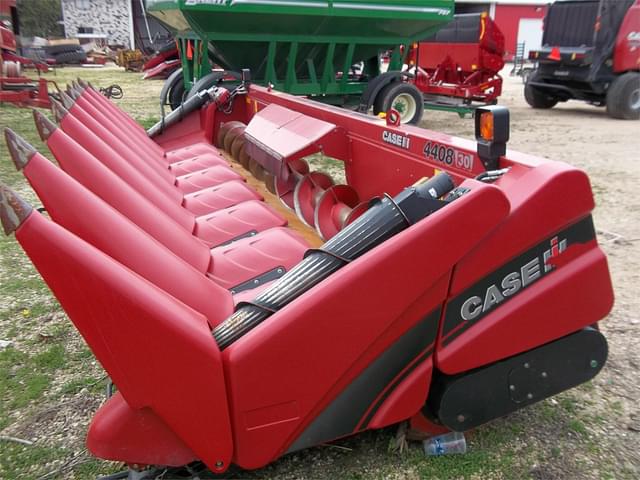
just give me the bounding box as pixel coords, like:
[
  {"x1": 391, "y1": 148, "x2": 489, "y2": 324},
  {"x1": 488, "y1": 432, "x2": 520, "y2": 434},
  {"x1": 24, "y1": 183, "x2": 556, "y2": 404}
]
[{"x1": 517, "y1": 18, "x2": 543, "y2": 58}]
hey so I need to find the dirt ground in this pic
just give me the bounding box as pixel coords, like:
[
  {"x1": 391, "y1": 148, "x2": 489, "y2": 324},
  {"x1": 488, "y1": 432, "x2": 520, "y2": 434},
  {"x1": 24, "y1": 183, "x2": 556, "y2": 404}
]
[{"x1": 0, "y1": 67, "x2": 638, "y2": 479}]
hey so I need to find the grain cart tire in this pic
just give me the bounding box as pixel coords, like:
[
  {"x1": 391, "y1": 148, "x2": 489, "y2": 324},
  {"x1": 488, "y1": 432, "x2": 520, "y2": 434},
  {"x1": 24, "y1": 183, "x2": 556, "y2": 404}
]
[
  {"x1": 524, "y1": 71, "x2": 558, "y2": 109},
  {"x1": 186, "y1": 71, "x2": 242, "y2": 100},
  {"x1": 160, "y1": 68, "x2": 185, "y2": 110},
  {"x1": 168, "y1": 79, "x2": 186, "y2": 110},
  {"x1": 375, "y1": 81, "x2": 424, "y2": 125},
  {"x1": 606, "y1": 73, "x2": 640, "y2": 120},
  {"x1": 372, "y1": 84, "x2": 388, "y2": 116},
  {"x1": 162, "y1": 70, "x2": 187, "y2": 110},
  {"x1": 45, "y1": 44, "x2": 84, "y2": 56}
]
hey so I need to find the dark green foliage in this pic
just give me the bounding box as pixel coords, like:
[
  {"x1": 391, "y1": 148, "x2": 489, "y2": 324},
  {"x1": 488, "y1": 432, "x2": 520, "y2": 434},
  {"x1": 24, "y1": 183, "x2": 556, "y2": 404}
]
[{"x1": 17, "y1": 0, "x2": 64, "y2": 38}]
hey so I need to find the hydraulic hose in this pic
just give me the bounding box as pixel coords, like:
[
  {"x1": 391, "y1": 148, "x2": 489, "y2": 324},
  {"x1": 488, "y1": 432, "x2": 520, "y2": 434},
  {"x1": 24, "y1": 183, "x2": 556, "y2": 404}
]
[{"x1": 147, "y1": 85, "x2": 231, "y2": 138}]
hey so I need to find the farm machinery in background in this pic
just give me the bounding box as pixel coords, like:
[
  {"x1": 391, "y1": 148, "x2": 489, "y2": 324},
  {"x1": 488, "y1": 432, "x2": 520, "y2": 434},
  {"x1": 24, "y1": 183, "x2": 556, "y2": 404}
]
[
  {"x1": 149, "y1": 1, "x2": 505, "y2": 123},
  {"x1": 148, "y1": 0, "x2": 456, "y2": 124},
  {"x1": 525, "y1": 0, "x2": 640, "y2": 120},
  {"x1": 0, "y1": 0, "x2": 55, "y2": 109},
  {"x1": 406, "y1": 12, "x2": 506, "y2": 117},
  {"x1": 142, "y1": 42, "x2": 181, "y2": 80}
]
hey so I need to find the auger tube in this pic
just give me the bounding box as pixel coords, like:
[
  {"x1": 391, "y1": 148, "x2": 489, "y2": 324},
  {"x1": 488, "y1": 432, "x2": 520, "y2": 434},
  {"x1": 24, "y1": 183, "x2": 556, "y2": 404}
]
[{"x1": 213, "y1": 173, "x2": 456, "y2": 349}]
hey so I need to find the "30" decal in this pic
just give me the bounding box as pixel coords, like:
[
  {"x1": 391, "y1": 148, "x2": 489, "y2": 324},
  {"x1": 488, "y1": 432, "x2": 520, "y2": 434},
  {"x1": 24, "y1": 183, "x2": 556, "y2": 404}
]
[{"x1": 423, "y1": 141, "x2": 474, "y2": 171}]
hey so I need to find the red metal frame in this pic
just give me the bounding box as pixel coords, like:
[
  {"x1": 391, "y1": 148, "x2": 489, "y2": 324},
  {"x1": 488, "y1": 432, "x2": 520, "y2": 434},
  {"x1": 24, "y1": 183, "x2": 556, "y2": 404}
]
[
  {"x1": 407, "y1": 13, "x2": 505, "y2": 104},
  {"x1": 2, "y1": 50, "x2": 50, "y2": 72},
  {"x1": 0, "y1": 76, "x2": 54, "y2": 109},
  {"x1": 0, "y1": 0, "x2": 17, "y2": 53}
]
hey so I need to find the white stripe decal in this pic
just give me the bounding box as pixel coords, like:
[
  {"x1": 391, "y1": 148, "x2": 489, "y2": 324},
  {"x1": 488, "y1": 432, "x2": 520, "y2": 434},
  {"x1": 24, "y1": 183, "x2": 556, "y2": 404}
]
[
  {"x1": 190, "y1": 0, "x2": 451, "y2": 13},
  {"x1": 185, "y1": 0, "x2": 227, "y2": 5},
  {"x1": 333, "y1": 3, "x2": 450, "y2": 15},
  {"x1": 230, "y1": 0, "x2": 328, "y2": 7}
]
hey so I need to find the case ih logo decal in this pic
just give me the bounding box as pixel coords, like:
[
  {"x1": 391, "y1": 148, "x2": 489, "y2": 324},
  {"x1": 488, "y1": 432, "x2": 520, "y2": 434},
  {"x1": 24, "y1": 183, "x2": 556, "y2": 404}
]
[
  {"x1": 382, "y1": 131, "x2": 410, "y2": 149},
  {"x1": 544, "y1": 236, "x2": 568, "y2": 273},
  {"x1": 442, "y1": 216, "x2": 596, "y2": 345},
  {"x1": 423, "y1": 141, "x2": 474, "y2": 172},
  {"x1": 627, "y1": 32, "x2": 640, "y2": 43},
  {"x1": 460, "y1": 236, "x2": 568, "y2": 322}
]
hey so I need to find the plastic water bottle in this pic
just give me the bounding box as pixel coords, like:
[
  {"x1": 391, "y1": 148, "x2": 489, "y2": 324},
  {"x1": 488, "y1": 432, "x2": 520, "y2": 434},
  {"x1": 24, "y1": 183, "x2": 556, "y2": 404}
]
[{"x1": 423, "y1": 432, "x2": 467, "y2": 456}]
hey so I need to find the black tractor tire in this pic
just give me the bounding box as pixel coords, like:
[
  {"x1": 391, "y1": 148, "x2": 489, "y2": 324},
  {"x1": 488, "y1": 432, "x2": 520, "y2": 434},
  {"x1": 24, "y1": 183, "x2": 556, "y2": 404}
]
[
  {"x1": 52, "y1": 50, "x2": 87, "y2": 65},
  {"x1": 374, "y1": 81, "x2": 424, "y2": 125},
  {"x1": 186, "y1": 71, "x2": 242, "y2": 100},
  {"x1": 521, "y1": 67, "x2": 533, "y2": 85},
  {"x1": 372, "y1": 83, "x2": 388, "y2": 116},
  {"x1": 606, "y1": 72, "x2": 640, "y2": 120},
  {"x1": 44, "y1": 44, "x2": 84, "y2": 56},
  {"x1": 524, "y1": 72, "x2": 558, "y2": 109}
]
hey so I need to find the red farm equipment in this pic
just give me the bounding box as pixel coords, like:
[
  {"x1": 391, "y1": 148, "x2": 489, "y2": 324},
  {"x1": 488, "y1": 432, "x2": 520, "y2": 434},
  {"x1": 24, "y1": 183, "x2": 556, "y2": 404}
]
[
  {"x1": 406, "y1": 13, "x2": 506, "y2": 116},
  {"x1": 142, "y1": 42, "x2": 181, "y2": 80},
  {"x1": 526, "y1": 0, "x2": 640, "y2": 119},
  {"x1": 0, "y1": 71, "x2": 614, "y2": 478},
  {"x1": 0, "y1": 0, "x2": 55, "y2": 109}
]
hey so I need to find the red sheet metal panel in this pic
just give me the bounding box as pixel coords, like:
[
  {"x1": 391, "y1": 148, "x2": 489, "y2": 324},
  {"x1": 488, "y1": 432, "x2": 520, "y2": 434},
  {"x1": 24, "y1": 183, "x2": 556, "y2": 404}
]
[{"x1": 244, "y1": 104, "x2": 337, "y2": 174}]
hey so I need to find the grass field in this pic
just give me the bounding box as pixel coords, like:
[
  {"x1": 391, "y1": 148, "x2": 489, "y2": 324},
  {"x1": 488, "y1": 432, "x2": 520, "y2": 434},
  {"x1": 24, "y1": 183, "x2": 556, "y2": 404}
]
[{"x1": 0, "y1": 67, "x2": 634, "y2": 479}]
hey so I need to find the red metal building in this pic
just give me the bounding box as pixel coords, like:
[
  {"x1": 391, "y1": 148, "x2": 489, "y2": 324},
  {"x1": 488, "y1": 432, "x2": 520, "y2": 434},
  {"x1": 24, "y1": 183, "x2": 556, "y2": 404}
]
[{"x1": 456, "y1": 1, "x2": 550, "y2": 61}]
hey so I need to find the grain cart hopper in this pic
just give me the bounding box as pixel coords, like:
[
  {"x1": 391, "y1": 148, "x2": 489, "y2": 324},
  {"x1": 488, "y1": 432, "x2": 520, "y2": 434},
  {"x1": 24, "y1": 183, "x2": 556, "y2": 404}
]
[
  {"x1": 526, "y1": 0, "x2": 640, "y2": 119},
  {"x1": 147, "y1": 0, "x2": 454, "y2": 123},
  {"x1": 405, "y1": 13, "x2": 506, "y2": 117},
  {"x1": 1, "y1": 74, "x2": 614, "y2": 478}
]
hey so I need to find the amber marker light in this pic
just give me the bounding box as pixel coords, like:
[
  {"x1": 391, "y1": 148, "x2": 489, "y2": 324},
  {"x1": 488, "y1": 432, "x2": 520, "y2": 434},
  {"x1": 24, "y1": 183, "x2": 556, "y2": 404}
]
[
  {"x1": 475, "y1": 105, "x2": 510, "y2": 170},
  {"x1": 479, "y1": 111, "x2": 494, "y2": 141}
]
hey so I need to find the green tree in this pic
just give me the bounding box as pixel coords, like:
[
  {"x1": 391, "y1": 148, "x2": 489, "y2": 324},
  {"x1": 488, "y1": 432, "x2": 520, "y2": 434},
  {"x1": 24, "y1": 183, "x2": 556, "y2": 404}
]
[{"x1": 17, "y1": 0, "x2": 64, "y2": 38}]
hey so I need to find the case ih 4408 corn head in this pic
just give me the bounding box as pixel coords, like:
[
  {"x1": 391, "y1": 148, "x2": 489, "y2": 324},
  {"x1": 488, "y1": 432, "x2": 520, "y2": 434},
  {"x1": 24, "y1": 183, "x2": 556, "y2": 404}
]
[
  {"x1": 2, "y1": 73, "x2": 614, "y2": 479},
  {"x1": 0, "y1": 7, "x2": 613, "y2": 480}
]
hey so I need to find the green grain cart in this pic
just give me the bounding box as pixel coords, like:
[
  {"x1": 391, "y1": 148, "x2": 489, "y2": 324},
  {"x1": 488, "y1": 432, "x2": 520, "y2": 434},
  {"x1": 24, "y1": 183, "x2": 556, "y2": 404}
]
[{"x1": 147, "y1": 0, "x2": 454, "y2": 124}]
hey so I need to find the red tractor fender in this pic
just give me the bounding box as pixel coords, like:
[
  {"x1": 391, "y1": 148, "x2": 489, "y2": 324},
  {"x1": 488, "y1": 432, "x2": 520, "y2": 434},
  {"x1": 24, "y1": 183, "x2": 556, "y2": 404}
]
[{"x1": 614, "y1": 0, "x2": 640, "y2": 73}]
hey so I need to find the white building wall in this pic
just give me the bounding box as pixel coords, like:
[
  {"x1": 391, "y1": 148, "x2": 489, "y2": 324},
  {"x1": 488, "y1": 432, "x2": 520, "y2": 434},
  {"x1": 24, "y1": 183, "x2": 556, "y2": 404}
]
[{"x1": 61, "y1": 0, "x2": 131, "y2": 47}]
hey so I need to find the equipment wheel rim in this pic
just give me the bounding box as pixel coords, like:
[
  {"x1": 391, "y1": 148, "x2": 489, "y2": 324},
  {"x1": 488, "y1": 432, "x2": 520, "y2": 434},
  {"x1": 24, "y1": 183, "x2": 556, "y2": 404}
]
[
  {"x1": 392, "y1": 93, "x2": 417, "y2": 123},
  {"x1": 630, "y1": 88, "x2": 640, "y2": 110}
]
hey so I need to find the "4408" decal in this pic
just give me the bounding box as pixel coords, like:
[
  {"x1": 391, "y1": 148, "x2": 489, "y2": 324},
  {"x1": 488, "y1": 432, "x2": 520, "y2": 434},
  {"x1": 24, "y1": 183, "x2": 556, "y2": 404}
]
[{"x1": 423, "y1": 141, "x2": 475, "y2": 172}]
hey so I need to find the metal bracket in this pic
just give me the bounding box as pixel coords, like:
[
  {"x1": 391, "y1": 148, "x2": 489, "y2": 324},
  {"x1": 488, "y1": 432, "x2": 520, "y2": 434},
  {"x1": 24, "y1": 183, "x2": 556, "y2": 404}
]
[{"x1": 229, "y1": 266, "x2": 287, "y2": 295}]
